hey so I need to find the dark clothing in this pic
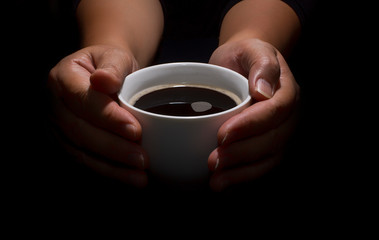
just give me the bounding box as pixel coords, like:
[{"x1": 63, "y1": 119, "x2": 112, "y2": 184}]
[
  {"x1": 281, "y1": 0, "x2": 316, "y2": 27},
  {"x1": 159, "y1": 0, "x2": 241, "y2": 39}
]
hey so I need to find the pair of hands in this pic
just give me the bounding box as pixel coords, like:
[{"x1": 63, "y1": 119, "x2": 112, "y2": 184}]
[{"x1": 48, "y1": 39, "x2": 299, "y2": 191}]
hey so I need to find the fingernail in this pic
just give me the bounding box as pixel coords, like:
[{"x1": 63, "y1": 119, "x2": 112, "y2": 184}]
[
  {"x1": 129, "y1": 152, "x2": 146, "y2": 170},
  {"x1": 221, "y1": 133, "x2": 229, "y2": 145},
  {"x1": 125, "y1": 124, "x2": 137, "y2": 140},
  {"x1": 214, "y1": 158, "x2": 220, "y2": 170},
  {"x1": 256, "y1": 78, "x2": 273, "y2": 99}
]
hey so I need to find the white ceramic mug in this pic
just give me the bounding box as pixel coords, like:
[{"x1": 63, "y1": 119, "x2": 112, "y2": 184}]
[{"x1": 118, "y1": 62, "x2": 251, "y2": 187}]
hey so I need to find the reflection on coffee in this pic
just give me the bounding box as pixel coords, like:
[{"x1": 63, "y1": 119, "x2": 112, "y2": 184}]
[{"x1": 130, "y1": 84, "x2": 241, "y2": 116}]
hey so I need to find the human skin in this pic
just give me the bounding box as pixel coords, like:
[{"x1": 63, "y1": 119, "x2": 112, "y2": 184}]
[
  {"x1": 48, "y1": 0, "x2": 301, "y2": 191},
  {"x1": 207, "y1": 0, "x2": 301, "y2": 191},
  {"x1": 49, "y1": 0, "x2": 164, "y2": 188}
]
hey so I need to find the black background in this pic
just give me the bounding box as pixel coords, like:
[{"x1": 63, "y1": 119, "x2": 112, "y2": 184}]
[{"x1": 5, "y1": 1, "x2": 369, "y2": 211}]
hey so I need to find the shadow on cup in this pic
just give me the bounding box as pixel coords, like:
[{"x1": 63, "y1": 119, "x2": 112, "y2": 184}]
[{"x1": 118, "y1": 62, "x2": 251, "y2": 190}]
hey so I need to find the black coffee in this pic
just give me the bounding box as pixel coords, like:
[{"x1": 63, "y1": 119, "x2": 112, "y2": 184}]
[{"x1": 132, "y1": 86, "x2": 238, "y2": 116}]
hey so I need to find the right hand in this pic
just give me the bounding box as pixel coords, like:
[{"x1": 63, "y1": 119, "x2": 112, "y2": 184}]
[{"x1": 48, "y1": 45, "x2": 149, "y2": 188}]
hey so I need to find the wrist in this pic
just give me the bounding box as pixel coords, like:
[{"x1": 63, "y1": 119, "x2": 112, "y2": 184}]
[{"x1": 219, "y1": 0, "x2": 300, "y2": 56}]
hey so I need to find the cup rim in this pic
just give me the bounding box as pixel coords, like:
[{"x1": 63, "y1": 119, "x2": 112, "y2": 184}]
[{"x1": 118, "y1": 62, "x2": 251, "y2": 120}]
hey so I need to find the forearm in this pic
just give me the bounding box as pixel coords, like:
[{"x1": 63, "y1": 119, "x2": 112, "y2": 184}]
[
  {"x1": 77, "y1": 0, "x2": 164, "y2": 66},
  {"x1": 220, "y1": 0, "x2": 301, "y2": 56}
]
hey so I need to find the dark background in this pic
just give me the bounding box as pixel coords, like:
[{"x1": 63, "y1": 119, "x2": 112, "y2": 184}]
[{"x1": 5, "y1": 1, "x2": 366, "y2": 209}]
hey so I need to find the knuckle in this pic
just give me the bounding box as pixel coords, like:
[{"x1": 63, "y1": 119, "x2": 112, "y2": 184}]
[
  {"x1": 101, "y1": 101, "x2": 120, "y2": 122},
  {"x1": 52, "y1": 110, "x2": 86, "y2": 151},
  {"x1": 67, "y1": 117, "x2": 85, "y2": 149},
  {"x1": 266, "y1": 100, "x2": 283, "y2": 120},
  {"x1": 47, "y1": 66, "x2": 60, "y2": 91},
  {"x1": 268, "y1": 129, "x2": 281, "y2": 155},
  {"x1": 260, "y1": 55, "x2": 280, "y2": 76}
]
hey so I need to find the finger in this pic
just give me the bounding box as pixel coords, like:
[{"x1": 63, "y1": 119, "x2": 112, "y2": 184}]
[
  {"x1": 90, "y1": 47, "x2": 138, "y2": 94},
  {"x1": 49, "y1": 53, "x2": 141, "y2": 141},
  {"x1": 50, "y1": 96, "x2": 148, "y2": 170},
  {"x1": 209, "y1": 133, "x2": 276, "y2": 172},
  {"x1": 76, "y1": 87, "x2": 142, "y2": 141},
  {"x1": 54, "y1": 131, "x2": 148, "y2": 188},
  {"x1": 209, "y1": 39, "x2": 281, "y2": 100},
  {"x1": 217, "y1": 55, "x2": 299, "y2": 145},
  {"x1": 247, "y1": 46, "x2": 280, "y2": 101},
  {"x1": 209, "y1": 154, "x2": 282, "y2": 192},
  {"x1": 81, "y1": 152, "x2": 148, "y2": 188},
  {"x1": 209, "y1": 105, "x2": 296, "y2": 171}
]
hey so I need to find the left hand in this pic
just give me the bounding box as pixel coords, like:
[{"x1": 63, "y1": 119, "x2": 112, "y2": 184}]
[{"x1": 208, "y1": 38, "x2": 300, "y2": 191}]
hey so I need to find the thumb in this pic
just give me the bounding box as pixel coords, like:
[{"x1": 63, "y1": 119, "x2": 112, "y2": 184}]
[
  {"x1": 248, "y1": 49, "x2": 281, "y2": 101},
  {"x1": 90, "y1": 47, "x2": 138, "y2": 94}
]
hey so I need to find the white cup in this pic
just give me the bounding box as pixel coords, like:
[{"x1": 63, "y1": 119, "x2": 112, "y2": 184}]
[{"x1": 118, "y1": 62, "x2": 251, "y2": 187}]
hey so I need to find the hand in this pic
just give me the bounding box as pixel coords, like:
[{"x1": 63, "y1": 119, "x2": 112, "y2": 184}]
[
  {"x1": 48, "y1": 45, "x2": 149, "y2": 188},
  {"x1": 208, "y1": 39, "x2": 300, "y2": 191}
]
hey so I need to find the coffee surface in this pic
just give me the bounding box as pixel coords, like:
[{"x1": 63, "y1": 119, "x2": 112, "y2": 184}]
[{"x1": 132, "y1": 85, "x2": 238, "y2": 116}]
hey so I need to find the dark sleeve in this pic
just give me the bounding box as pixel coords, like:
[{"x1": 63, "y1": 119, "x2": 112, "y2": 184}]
[
  {"x1": 73, "y1": 0, "x2": 80, "y2": 8},
  {"x1": 221, "y1": 0, "x2": 242, "y2": 20},
  {"x1": 281, "y1": 0, "x2": 317, "y2": 27},
  {"x1": 159, "y1": 0, "x2": 243, "y2": 39}
]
